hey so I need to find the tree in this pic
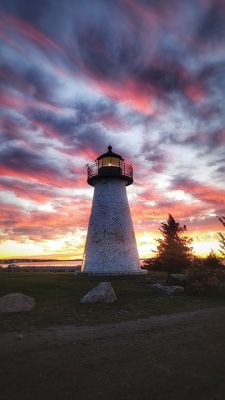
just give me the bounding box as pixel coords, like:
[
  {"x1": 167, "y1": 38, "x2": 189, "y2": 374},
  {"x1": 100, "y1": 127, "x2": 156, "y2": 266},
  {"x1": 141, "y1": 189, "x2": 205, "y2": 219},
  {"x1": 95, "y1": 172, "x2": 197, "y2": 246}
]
[
  {"x1": 218, "y1": 216, "x2": 225, "y2": 258},
  {"x1": 155, "y1": 214, "x2": 193, "y2": 273},
  {"x1": 203, "y1": 250, "x2": 222, "y2": 268}
]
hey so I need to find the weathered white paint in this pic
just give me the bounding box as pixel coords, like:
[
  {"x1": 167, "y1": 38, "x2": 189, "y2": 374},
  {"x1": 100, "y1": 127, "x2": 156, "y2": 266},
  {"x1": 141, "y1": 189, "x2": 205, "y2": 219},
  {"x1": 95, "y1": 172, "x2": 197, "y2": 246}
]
[{"x1": 82, "y1": 178, "x2": 141, "y2": 274}]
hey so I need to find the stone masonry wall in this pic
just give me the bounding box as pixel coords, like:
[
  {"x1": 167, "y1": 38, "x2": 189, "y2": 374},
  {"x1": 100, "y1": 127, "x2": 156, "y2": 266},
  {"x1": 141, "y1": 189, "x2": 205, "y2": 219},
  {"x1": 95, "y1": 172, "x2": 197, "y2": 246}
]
[{"x1": 82, "y1": 178, "x2": 141, "y2": 273}]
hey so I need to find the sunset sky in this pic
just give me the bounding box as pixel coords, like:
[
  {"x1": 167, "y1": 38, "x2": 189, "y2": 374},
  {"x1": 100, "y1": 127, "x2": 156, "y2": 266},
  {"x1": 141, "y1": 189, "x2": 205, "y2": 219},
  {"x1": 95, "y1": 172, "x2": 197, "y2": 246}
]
[{"x1": 0, "y1": 0, "x2": 225, "y2": 260}]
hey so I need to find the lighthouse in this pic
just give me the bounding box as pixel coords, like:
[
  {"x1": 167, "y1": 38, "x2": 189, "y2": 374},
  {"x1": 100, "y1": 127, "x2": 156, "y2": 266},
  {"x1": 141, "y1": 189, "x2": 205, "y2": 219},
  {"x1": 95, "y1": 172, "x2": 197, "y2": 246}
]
[{"x1": 82, "y1": 146, "x2": 141, "y2": 274}]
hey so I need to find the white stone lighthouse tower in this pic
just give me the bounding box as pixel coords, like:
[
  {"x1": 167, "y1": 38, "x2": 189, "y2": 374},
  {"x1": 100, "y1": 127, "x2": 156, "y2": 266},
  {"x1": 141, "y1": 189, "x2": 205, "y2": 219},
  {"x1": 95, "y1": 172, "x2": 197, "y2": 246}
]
[{"x1": 82, "y1": 146, "x2": 141, "y2": 274}]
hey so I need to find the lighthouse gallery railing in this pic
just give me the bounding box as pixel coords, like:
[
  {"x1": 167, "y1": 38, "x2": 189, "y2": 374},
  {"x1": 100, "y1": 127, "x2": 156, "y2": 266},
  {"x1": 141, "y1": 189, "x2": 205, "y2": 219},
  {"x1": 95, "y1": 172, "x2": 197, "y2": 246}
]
[{"x1": 87, "y1": 160, "x2": 133, "y2": 181}]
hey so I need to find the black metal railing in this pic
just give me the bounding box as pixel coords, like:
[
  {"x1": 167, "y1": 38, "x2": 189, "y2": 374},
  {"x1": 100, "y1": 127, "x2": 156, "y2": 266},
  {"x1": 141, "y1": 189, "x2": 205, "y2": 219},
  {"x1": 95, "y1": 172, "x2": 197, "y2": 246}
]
[{"x1": 87, "y1": 160, "x2": 133, "y2": 185}]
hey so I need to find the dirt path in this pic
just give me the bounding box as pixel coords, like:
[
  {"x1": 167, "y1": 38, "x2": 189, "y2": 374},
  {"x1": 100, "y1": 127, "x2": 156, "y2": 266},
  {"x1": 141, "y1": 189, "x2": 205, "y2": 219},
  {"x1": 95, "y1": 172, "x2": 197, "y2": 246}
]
[{"x1": 1, "y1": 307, "x2": 225, "y2": 400}]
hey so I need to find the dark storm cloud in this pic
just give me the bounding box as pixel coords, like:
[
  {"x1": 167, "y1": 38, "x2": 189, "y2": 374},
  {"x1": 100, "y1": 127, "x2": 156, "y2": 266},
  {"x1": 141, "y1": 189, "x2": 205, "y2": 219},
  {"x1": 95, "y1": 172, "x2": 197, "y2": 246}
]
[
  {"x1": 29, "y1": 97, "x2": 126, "y2": 157},
  {"x1": 30, "y1": 112, "x2": 77, "y2": 137},
  {"x1": 29, "y1": 109, "x2": 106, "y2": 155},
  {"x1": 1, "y1": 62, "x2": 56, "y2": 101},
  {"x1": 216, "y1": 166, "x2": 225, "y2": 174},
  {"x1": 1, "y1": 144, "x2": 55, "y2": 175},
  {"x1": 0, "y1": 0, "x2": 50, "y2": 23},
  {"x1": 136, "y1": 63, "x2": 185, "y2": 93},
  {"x1": 1, "y1": 0, "x2": 225, "y2": 143},
  {"x1": 1, "y1": 0, "x2": 225, "y2": 114},
  {"x1": 165, "y1": 127, "x2": 225, "y2": 151},
  {"x1": 139, "y1": 140, "x2": 169, "y2": 173},
  {"x1": 0, "y1": 138, "x2": 78, "y2": 188},
  {"x1": 0, "y1": 0, "x2": 205, "y2": 100},
  {"x1": 198, "y1": 1, "x2": 225, "y2": 41}
]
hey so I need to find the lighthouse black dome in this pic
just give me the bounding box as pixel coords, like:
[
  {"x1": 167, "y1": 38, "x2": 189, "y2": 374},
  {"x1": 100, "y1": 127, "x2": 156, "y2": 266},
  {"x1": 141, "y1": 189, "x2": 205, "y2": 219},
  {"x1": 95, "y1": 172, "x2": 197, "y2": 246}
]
[
  {"x1": 97, "y1": 145, "x2": 124, "y2": 161},
  {"x1": 87, "y1": 146, "x2": 133, "y2": 187}
]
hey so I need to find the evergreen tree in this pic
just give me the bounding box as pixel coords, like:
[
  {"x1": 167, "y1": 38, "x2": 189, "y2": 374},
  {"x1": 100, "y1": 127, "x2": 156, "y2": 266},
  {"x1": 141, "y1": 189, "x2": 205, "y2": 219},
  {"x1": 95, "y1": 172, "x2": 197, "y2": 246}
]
[
  {"x1": 218, "y1": 216, "x2": 225, "y2": 258},
  {"x1": 155, "y1": 214, "x2": 193, "y2": 273}
]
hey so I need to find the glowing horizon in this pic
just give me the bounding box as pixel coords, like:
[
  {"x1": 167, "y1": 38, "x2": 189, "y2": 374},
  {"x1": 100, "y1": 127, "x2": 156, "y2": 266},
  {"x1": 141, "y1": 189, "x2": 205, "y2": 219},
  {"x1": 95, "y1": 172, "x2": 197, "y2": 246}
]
[
  {"x1": 0, "y1": 0, "x2": 225, "y2": 261},
  {"x1": 0, "y1": 225, "x2": 222, "y2": 260}
]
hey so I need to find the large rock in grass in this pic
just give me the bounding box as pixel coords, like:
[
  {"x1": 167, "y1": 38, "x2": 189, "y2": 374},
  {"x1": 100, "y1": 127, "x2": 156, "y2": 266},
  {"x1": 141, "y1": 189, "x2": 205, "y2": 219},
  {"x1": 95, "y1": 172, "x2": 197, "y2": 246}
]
[
  {"x1": 151, "y1": 284, "x2": 184, "y2": 296},
  {"x1": 0, "y1": 293, "x2": 35, "y2": 313},
  {"x1": 80, "y1": 282, "x2": 117, "y2": 304},
  {"x1": 166, "y1": 274, "x2": 188, "y2": 287}
]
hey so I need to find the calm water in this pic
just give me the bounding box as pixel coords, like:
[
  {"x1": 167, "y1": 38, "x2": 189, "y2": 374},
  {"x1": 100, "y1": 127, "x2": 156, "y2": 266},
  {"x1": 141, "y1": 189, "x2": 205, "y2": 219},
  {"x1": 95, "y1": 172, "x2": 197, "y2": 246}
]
[
  {"x1": 5, "y1": 260, "x2": 82, "y2": 267},
  {"x1": 2, "y1": 260, "x2": 145, "y2": 267}
]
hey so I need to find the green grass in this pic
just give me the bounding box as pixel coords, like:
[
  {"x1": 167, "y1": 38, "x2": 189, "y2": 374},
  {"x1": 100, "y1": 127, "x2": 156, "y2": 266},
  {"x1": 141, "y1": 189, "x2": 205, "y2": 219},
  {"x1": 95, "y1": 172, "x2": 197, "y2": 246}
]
[{"x1": 0, "y1": 272, "x2": 225, "y2": 332}]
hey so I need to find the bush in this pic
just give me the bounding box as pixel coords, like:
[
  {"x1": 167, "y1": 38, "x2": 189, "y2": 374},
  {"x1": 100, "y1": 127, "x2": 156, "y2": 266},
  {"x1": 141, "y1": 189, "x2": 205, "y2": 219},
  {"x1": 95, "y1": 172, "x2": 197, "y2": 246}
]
[
  {"x1": 202, "y1": 250, "x2": 223, "y2": 268},
  {"x1": 186, "y1": 264, "x2": 225, "y2": 297}
]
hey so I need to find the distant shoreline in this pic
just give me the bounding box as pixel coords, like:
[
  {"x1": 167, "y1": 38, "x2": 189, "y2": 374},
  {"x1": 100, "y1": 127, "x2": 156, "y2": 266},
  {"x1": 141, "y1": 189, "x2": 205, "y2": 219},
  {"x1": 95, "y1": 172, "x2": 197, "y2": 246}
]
[
  {"x1": 0, "y1": 259, "x2": 147, "y2": 270},
  {"x1": 0, "y1": 259, "x2": 83, "y2": 264},
  {"x1": 0, "y1": 258, "x2": 145, "y2": 263}
]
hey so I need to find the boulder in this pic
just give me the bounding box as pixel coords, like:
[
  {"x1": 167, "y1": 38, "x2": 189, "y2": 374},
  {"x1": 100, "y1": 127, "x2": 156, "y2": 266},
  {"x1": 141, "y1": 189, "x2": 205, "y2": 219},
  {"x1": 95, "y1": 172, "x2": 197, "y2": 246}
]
[
  {"x1": 151, "y1": 284, "x2": 184, "y2": 296},
  {"x1": 0, "y1": 293, "x2": 35, "y2": 313},
  {"x1": 166, "y1": 274, "x2": 188, "y2": 287},
  {"x1": 80, "y1": 282, "x2": 117, "y2": 304}
]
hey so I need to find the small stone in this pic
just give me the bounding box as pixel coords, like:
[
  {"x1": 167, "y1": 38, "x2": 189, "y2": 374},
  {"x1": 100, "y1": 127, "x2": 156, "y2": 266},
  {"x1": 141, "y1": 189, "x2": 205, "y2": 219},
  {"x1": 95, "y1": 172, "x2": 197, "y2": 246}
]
[
  {"x1": 80, "y1": 282, "x2": 117, "y2": 304},
  {"x1": 18, "y1": 334, "x2": 24, "y2": 340},
  {"x1": 0, "y1": 293, "x2": 35, "y2": 313},
  {"x1": 151, "y1": 284, "x2": 184, "y2": 296}
]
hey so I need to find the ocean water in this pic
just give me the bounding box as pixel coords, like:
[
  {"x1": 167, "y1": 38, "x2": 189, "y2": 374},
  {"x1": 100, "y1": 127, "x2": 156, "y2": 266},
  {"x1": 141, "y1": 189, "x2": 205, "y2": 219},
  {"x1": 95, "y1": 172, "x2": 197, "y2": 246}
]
[
  {"x1": 2, "y1": 259, "x2": 145, "y2": 268},
  {"x1": 4, "y1": 260, "x2": 82, "y2": 267}
]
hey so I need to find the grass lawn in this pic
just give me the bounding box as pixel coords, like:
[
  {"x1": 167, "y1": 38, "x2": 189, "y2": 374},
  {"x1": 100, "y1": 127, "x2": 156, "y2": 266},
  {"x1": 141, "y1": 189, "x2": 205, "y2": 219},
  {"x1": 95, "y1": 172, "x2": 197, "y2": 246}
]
[{"x1": 0, "y1": 272, "x2": 225, "y2": 332}]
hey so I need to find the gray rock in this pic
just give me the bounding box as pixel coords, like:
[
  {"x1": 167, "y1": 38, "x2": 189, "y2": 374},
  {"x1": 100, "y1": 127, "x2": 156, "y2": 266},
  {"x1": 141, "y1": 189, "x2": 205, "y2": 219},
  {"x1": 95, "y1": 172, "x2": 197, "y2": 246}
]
[
  {"x1": 17, "y1": 334, "x2": 24, "y2": 340},
  {"x1": 151, "y1": 284, "x2": 184, "y2": 296},
  {"x1": 0, "y1": 293, "x2": 35, "y2": 313},
  {"x1": 80, "y1": 282, "x2": 117, "y2": 304},
  {"x1": 167, "y1": 274, "x2": 188, "y2": 286}
]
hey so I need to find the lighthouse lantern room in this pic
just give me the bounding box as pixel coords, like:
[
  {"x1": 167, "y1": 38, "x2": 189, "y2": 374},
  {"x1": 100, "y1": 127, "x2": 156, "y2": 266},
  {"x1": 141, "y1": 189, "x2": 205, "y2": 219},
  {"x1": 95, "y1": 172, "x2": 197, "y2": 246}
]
[{"x1": 82, "y1": 146, "x2": 142, "y2": 274}]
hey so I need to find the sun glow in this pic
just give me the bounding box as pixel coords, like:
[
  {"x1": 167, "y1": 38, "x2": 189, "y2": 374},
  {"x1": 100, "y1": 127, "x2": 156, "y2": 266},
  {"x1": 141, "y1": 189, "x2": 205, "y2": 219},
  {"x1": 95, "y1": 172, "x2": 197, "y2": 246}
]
[
  {"x1": 135, "y1": 229, "x2": 221, "y2": 259},
  {"x1": 0, "y1": 231, "x2": 86, "y2": 260},
  {"x1": 192, "y1": 240, "x2": 220, "y2": 257},
  {"x1": 0, "y1": 240, "x2": 44, "y2": 259},
  {"x1": 0, "y1": 232, "x2": 221, "y2": 260}
]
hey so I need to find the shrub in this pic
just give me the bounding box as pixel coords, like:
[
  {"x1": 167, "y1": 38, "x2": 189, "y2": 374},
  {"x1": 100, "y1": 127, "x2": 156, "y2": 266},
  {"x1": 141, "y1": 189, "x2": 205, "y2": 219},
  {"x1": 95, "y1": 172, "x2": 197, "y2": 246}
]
[
  {"x1": 218, "y1": 215, "x2": 225, "y2": 258},
  {"x1": 186, "y1": 264, "x2": 225, "y2": 297},
  {"x1": 202, "y1": 250, "x2": 223, "y2": 268}
]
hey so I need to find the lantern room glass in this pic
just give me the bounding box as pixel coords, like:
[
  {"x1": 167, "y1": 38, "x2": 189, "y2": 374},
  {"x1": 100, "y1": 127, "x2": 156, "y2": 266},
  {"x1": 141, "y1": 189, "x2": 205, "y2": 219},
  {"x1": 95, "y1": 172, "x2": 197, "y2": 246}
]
[{"x1": 98, "y1": 156, "x2": 121, "y2": 168}]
